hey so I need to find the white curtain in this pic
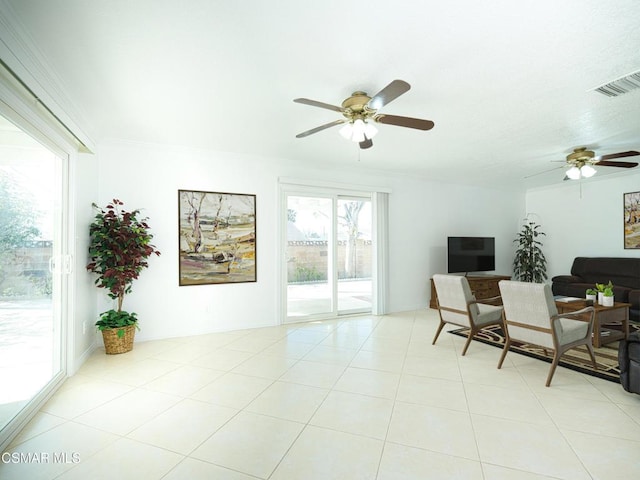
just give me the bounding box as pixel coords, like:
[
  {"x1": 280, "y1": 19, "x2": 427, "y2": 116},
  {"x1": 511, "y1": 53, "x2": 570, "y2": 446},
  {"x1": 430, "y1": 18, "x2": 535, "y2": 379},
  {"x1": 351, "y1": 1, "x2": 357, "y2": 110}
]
[{"x1": 372, "y1": 191, "x2": 389, "y2": 315}]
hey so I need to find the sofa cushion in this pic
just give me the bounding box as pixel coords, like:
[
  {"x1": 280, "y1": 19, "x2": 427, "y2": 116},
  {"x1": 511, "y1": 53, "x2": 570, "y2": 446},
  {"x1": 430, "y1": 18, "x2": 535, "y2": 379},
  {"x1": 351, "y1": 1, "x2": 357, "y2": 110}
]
[
  {"x1": 629, "y1": 290, "x2": 640, "y2": 307},
  {"x1": 551, "y1": 275, "x2": 583, "y2": 284},
  {"x1": 612, "y1": 286, "x2": 632, "y2": 302},
  {"x1": 629, "y1": 291, "x2": 640, "y2": 320},
  {"x1": 553, "y1": 282, "x2": 595, "y2": 299}
]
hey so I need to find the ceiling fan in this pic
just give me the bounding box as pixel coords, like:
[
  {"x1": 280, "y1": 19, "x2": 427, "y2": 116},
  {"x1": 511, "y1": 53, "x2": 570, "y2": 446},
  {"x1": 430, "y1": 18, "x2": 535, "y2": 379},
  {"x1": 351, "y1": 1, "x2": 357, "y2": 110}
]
[
  {"x1": 293, "y1": 79, "x2": 434, "y2": 150},
  {"x1": 561, "y1": 147, "x2": 639, "y2": 180}
]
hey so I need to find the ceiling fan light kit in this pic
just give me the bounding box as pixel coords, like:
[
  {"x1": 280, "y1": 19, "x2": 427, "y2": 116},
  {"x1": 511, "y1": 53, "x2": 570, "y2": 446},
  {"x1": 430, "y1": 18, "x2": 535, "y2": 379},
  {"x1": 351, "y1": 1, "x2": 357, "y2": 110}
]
[
  {"x1": 294, "y1": 79, "x2": 434, "y2": 150},
  {"x1": 339, "y1": 119, "x2": 378, "y2": 143},
  {"x1": 565, "y1": 164, "x2": 596, "y2": 180},
  {"x1": 579, "y1": 164, "x2": 596, "y2": 178},
  {"x1": 565, "y1": 166, "x2": 581, "y2": 180}
]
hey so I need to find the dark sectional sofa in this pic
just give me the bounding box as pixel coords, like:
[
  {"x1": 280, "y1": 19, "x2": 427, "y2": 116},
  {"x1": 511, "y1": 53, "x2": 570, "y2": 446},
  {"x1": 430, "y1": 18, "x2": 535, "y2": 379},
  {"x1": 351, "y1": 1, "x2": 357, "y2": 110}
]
[{"x1": 552, "y1": 257, "x2": 640, "y2": 322}]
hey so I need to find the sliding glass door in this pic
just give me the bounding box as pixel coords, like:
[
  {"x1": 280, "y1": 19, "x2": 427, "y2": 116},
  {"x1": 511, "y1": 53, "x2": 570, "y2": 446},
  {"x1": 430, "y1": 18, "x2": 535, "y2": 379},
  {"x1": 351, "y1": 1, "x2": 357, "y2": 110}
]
[
  {"x1": 0, "y1": 114, "x2": 65, "y2": 439},
  {"x1": 284, "y1": 191, "x2": 372, "y2": 322}
]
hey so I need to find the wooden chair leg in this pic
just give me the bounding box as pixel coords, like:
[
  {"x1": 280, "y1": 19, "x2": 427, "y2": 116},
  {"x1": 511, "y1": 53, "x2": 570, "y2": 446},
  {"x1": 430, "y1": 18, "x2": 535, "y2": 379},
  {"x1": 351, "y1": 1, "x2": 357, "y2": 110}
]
[
  {"x1": 546, "y1": 353, "x2": 561, "y2": 387},
  {"x1": 497, "y1": 338, "x2": 511, "y2": 369},
  {"x1": 586, "y1": 343, "x2": 597, "y2": 370},
  {"x1": 432, "y1": 321, "x2": 446, "y2": 345},
  {"x1": 461, "y1": 328, "x2": 475, "y2": 356}
]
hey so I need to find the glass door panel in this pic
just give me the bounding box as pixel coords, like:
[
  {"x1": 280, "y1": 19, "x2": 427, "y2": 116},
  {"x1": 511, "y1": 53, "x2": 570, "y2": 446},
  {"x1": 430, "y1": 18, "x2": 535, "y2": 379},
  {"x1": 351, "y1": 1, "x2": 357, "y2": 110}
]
[
  {"x1": 337, "y1": 198, "x2": 372, "y2": 314},
  {"x1": 0, "y1": 114, "x2": 62, "y2": 435},
  {"x1": 286, "y1": 195, "x2": 333, "y2": 319}
]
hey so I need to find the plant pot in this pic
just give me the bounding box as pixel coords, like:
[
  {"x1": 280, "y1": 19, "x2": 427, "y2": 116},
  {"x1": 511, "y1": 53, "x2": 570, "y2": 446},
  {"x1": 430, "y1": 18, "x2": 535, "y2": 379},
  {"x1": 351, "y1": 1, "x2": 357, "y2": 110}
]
[
  {"x1": 597, "y1": 292, "x2": 604, "y2": 305},
  {"x1": 602, "y1": 296, "x2": 614, "y2": 307},
  {"x1": 586, "y1": 294, "x2": 597, "y2": 303},
  {"x1": 101, "y1": 325, "x2": 136, "y2": 354}
]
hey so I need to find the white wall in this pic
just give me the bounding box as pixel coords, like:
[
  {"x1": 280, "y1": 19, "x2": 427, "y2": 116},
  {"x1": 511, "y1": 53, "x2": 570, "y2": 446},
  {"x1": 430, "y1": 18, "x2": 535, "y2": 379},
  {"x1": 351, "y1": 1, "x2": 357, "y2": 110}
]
[
  {"x1": 526, "y1": 170, "x2": 640, "y2": 280},
  {"x1": 92, "y1": 140, "x2": 524, "y2": 341},
  {"x1": 386, "y1": 176, "x2": 523, "y2": 310},
  {"x1": 69, "y1": 152, "x2": 99, "y2": 373}
]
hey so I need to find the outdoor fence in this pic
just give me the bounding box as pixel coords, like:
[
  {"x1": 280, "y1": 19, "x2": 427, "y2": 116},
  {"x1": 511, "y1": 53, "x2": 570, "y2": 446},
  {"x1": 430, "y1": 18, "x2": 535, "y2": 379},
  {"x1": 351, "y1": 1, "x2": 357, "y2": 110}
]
[{"x1": 287, "y1": 239, "x2": 372, "y2": 283}]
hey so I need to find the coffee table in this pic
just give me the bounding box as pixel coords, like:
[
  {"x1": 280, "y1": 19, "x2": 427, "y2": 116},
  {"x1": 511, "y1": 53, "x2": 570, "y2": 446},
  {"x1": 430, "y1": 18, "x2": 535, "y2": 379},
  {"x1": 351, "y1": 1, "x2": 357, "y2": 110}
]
[{"x1": 555, "y1": 299, "x2": 630, "y2": 348}]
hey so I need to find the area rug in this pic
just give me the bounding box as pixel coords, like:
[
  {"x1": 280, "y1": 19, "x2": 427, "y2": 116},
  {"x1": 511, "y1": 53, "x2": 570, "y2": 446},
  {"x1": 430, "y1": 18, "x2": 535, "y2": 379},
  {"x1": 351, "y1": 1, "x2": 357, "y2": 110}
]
[{"x1": 449, "y1": 323, "x2": 640, "y2": 384}]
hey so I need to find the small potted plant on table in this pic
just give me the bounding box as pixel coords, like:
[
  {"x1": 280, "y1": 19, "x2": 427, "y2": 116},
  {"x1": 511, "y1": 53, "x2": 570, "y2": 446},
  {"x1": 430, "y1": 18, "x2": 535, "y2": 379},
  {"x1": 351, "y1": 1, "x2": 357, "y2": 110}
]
[
  {"x1": 602, "y1": 285, "x2": 615, "y2": 307},
  {"x1": 585, "y1": 288, "x2": 597, "y2": 304},
  {"x1": 595, "y1": 281, "x2": 613, "y2": 306},
  {"x1": 87, "y1": 199, "x2": 161, "y2": 354}
]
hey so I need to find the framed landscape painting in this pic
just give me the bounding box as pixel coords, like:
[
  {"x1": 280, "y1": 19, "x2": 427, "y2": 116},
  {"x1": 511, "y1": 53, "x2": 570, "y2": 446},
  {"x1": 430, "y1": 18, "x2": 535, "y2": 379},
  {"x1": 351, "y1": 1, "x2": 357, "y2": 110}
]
[
  {"x1": 624, "y1": 191, "x2": 640, "y2": 249},
  {"x1": 179, "y1": 190, "x2": 256, "y2": 285}
]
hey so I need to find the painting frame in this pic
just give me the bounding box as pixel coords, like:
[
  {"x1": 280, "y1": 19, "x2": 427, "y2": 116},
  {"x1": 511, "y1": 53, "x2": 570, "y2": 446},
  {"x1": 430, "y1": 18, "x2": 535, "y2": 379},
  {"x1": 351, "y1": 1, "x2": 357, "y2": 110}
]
[
  {"x1": 178, "y1": 189, "x2": 257, "y2": 285},
  {"x1": 624, "y1": 190, "x2": 640, "y2": 249}
]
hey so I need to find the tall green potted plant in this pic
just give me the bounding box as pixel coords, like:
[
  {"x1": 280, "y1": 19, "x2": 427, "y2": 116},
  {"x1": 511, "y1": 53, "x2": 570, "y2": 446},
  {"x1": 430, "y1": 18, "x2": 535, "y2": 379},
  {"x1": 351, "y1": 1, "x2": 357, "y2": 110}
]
[
  {"x1": 87, "y1": 199, "x2": 160, "y2": 354},
  {"x1": 513, "y1": 220, "x2": 547, "y2": 283}
]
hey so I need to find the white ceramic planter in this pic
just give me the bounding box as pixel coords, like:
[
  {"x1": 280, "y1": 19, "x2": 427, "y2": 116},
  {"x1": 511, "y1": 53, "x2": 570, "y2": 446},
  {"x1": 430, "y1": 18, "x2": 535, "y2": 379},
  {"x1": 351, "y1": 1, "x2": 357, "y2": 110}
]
[
  {"x1": 602, "y1": 295, "x2": 614, "y2": 307},
  {"x1": 586, "y1": 294, "x2": 597, "y2": 303},
  {"x1": 597, "y1": 292, "x2": 604, "y2": 305}
]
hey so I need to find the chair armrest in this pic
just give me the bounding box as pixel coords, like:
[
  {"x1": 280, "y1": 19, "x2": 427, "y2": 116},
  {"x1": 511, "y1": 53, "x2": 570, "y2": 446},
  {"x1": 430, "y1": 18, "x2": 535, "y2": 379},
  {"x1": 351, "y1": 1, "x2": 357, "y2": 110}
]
[
  {"x1": 469, "y1": 295, "x2": 502, "y2": 307},
  {"x1": 551, "y1": 307, "x2": 595, "y2": 343},
  {"x1": 554, "y1": 306, "x2": 595, "y2": 322}
]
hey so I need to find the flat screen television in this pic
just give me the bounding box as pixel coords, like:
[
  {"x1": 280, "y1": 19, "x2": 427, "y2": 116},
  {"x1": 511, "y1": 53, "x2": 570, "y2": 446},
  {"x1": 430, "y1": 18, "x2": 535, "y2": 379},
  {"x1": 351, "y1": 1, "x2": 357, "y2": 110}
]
[{"x1": 447, "y1": 236, "x2": 495, "y2": 274}]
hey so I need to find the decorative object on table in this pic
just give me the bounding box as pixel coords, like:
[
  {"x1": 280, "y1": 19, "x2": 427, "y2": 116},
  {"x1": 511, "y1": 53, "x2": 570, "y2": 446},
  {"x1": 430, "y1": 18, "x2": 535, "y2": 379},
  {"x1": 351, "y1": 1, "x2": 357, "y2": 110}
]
[
  {"x1": 178, "y1": 190, "x2": 256, "y2": 285},
  {"x1": 624, "y1": 191, "x2": 640, "y2": 249},
  {"x1": 513, "y1": 219, "x2": 547, "y2": 282},
  {"x1": 87, "y1": 199, "x2": 161, "y2": 354},
  {"x1": 586, "y1": 288, "x2": 597, "y2": 304},
  {"x1": 595, "y1": 281, "x2": 613, "y2": 305},
  {"x1": 602, "y1": 285, "x2": 615, "y2": 307}
]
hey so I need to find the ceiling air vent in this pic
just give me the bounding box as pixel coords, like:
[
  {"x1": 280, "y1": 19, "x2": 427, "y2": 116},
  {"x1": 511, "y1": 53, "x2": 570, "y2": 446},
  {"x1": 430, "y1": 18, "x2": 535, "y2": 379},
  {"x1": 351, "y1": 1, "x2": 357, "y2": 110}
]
[{"x1": 593, "y1": 70, "x2": 640, "y2": 97}]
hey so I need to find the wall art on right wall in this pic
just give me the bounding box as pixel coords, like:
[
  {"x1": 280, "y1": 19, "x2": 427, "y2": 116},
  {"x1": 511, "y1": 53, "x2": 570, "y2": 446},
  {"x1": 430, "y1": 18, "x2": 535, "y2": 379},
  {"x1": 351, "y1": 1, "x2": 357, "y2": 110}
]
[{"x1": 624, "y1": 190, "x2": 640, "y2": 249}]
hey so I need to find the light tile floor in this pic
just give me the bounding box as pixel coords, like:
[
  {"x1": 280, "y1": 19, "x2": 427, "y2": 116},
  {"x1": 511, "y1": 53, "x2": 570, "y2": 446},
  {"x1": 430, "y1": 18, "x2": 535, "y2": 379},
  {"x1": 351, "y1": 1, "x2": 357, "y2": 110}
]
[{"x1": 2, "y1": 309, "x2": 640, "y2": 479}]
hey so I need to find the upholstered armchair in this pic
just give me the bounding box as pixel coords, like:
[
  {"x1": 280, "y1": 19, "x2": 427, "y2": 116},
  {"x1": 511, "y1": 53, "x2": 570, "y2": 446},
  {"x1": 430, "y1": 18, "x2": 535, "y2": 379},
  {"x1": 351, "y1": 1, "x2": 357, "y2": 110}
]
[
  {"x1": 498, "y1": 280, "x2": 596, "y2": 387},
  {"x1": 432, "y1": 274, "x2": 504, "y2": 355}
]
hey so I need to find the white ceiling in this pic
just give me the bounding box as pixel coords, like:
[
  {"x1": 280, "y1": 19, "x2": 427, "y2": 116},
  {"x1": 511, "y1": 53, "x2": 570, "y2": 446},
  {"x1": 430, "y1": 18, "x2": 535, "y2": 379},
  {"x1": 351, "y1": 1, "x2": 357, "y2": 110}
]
[{"x1": 4, "y1": 0, "x2": 640, "y2": 189}]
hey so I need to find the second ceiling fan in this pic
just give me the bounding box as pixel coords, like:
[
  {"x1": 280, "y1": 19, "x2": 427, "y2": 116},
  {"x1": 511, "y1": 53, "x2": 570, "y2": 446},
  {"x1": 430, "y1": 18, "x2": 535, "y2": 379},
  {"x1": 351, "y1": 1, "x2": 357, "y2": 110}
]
[
  {"x1": 562, "y1": 147, "x2": 639, "y2": 180},
  {"x1": 294, "y1": 80, "x2": 434, "y2": 149}
]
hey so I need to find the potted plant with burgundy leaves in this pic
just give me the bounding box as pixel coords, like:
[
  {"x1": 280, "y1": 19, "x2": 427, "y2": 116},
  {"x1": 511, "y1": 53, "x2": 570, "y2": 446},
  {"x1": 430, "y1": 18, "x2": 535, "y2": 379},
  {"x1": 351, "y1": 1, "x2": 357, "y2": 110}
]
[{"x1": 86, "y1": 199, "x2": 161, "y2": 354}]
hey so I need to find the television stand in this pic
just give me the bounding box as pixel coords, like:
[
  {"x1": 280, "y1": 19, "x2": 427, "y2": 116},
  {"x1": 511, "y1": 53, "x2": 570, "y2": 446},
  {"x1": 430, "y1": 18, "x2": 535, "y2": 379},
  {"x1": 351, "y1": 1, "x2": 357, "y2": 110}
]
[{"x1": 429, "y1": 274, "x2": 511, "y2": 309}]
